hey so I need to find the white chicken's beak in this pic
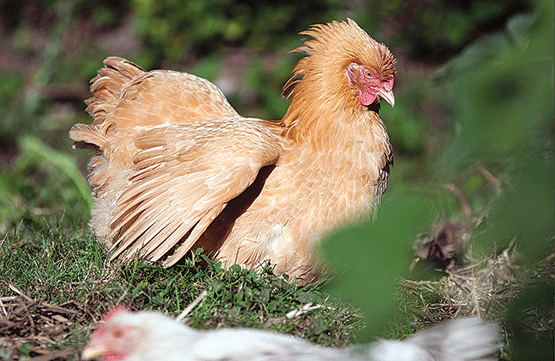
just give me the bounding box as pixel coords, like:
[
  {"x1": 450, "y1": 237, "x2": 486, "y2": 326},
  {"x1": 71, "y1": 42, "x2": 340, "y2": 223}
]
[
  {"x1": 378, "y1": 88, "x2": 395, "y2": 107},
  {"x1": 81, "y1": 344, "x2": 107, "y2": 360}
]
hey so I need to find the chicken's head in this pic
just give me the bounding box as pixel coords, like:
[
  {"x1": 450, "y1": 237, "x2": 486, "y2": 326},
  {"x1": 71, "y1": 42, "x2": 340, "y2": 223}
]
[
  {"x1": 82, "y1": 307, "x2": 143, "y2": 361},
  {"x1": 346, "y1": 54, "x2": 395, "y2": 107},
  {"x1": 82, "y1": 308, "x2": 195, "y2": 361},
  {"x1": 282, "y1": 18, "x2": 397, "y2": 118}
]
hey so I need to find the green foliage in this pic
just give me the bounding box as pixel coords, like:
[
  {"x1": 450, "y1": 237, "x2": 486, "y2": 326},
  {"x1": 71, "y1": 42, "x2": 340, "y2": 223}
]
[
  {"x1": 128, "y1": 0, "x2": 342, "y2": 64},
  {"x1": 0, "y1": 135, "x2": 91, "y2": 234},
  {"x1": 382, "y1": 75, "x2": 432, "y2": 155},
  {"x1": 505, "y1": 275, "x2": 554, "y2": 361},
  {"x1": 355, "y1": 0, "x2": 531, "y2": 60},
  {"x1": 322, "y1": 188, "x2": 437, "y2": 341},
  {"x1": 481, "y1": 160, "x2": 554, "y2": 265},
  {"x1": 405, "y1": 0, "x2": 531, "y2": 58},
  {"x1": 123, "y1": 0, "x2": 531, "y2": 66},
  {"x1": 0, "y1": 71, "x2": 24, "y2": 139},
  {"x1": 243, "y1": 57, "x2": 294, "y2": 119},
  {"x1": 437, "y1": 7, "x2": 553, "y2": 172},
  {"x1": 436, "y1": 0, "x2": 554, "y2": 264}
]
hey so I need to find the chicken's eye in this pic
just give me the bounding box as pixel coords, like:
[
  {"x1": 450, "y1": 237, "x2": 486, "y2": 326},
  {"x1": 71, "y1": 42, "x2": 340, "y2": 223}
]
[{"x1": 364, "y1": 69, "x2": 374, "y2": 78}]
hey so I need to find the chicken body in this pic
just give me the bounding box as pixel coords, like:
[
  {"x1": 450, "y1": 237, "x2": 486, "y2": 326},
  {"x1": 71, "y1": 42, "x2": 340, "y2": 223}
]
[
  {"x1": 82, "y1": 309, "x2": 501, "y2": 361},
  {"x1": 70, "y1": 19, "x2": 395, "y2": 282}
]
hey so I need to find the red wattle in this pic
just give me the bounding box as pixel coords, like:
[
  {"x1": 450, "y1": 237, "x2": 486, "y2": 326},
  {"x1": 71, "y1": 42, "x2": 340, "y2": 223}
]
[{"x1": 359, "y1": 91, "x2": 377, "y2": 106}]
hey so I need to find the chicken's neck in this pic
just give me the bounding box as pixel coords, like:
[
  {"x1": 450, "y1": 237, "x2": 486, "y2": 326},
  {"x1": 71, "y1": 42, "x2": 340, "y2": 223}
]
[
  {"x1": 284, "y1": 108, "x2": 385, "y2": 154},
  {"x1": 276, "y1": 105, "x2": 391, "y2": 238},
  {"x1": 281, "y1": 72, "x2": 382, "y2": 150}
]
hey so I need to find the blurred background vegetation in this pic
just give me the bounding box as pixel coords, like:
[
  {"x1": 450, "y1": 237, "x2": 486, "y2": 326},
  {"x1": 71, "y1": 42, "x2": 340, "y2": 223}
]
[{"x1": 0, "y1": 0, "x2": 552, "y2": 359}]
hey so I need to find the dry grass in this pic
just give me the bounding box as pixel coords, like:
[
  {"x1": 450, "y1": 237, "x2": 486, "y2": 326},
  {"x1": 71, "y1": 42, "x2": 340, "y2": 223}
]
[{"x1": 394, "y1": 241, "x2": 554, "y2": 360}]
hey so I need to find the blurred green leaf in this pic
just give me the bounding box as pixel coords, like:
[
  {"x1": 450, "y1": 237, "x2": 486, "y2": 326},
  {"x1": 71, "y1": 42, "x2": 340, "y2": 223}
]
[
  {"x1": 478, "y1": 158, "x2": 554, "y2": 265},
  {"x1": 191, "y1": 53, "x2": 223, "y2": 81},
  {"x1": 438, "y1": 6, "x2": 553, "y2": 172},
  {"x1": 506, "y1": 278, "x2": 554, "y2": 361},
  {"x1": 91, "y1": 5, "x2": 117, "y2": 27},
  {"x1": 322, "y1": 188, "x2": 436, "y2": 340},
  {"x1": 432, "y1": 2, "x2": 554, "y2": 357}
]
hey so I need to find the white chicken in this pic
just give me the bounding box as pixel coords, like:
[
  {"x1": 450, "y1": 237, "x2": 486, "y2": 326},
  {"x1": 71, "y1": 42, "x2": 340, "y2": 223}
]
[{"x1": 82, "y1": 308, "x2": 501, "y2": 361}]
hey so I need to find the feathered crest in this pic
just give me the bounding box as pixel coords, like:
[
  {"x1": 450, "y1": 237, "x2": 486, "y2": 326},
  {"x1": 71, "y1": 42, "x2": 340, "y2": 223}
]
[
  {"x1": 282, "y1": 18, "x2": 396, "y2": 98},
  {"x1": 102, "y1": 306, "x2": 128, "y2": 322}
]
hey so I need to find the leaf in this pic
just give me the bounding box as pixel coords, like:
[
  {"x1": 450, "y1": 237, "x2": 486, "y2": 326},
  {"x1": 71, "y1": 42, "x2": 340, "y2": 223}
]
[
  {"x1": 321, "y1": 187, "x2": 436, "y2": 340},
  {"x1": 437, "y1": 4, "x2": 554, "y2": 172},
  {"x1": 478, "y1": 158, "x2": 554, "y2": 265}
]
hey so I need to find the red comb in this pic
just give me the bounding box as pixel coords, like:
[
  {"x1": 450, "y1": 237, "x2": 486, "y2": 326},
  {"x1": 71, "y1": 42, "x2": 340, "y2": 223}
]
[{"x1": 102, "y1": 306, "x2": 128, "y2": 322}]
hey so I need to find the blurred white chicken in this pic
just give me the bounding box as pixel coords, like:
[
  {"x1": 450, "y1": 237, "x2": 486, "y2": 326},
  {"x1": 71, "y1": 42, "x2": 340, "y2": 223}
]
[{"x1": 82, "y1": 308, "x2": 501, "y2": 361}]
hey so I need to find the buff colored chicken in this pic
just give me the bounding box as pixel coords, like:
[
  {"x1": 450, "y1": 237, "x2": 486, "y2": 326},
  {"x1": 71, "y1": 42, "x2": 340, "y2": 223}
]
[
  {"x1": 70, "y1": 19, "x2": 396, "y2": 282},
  {"x1": 81, "y1": 308, "x2": 501, "y2": 361}
]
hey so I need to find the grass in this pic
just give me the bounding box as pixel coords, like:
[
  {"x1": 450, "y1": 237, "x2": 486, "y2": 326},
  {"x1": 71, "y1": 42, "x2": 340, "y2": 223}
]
[
  {"x1": 1, "y1": 189, "x2": 552, "y2": 360},
  {"x1": 0, "y1": 222, "x2": 363, "y2": 360}
]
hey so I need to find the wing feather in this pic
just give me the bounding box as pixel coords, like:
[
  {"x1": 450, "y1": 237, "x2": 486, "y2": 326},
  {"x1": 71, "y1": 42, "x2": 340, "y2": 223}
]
[
  {"x1": 111, "y1": 199, "x2": 172, "y2": 256},
  {"x1": 163, "y1": 204, "x2": 226, "y2": 266},
  {"x1": 139, "y1": 221, "x2": 194, "y2": 262},
  {"x1": 115, "y1": 172, "x2": 173, "y2": 208},
  {"x1": 108, "y1": 118, "x2": 282, "y2": 264},
  {"x1": 138, "y1": 219, "x2": 183, "y2": 256}
]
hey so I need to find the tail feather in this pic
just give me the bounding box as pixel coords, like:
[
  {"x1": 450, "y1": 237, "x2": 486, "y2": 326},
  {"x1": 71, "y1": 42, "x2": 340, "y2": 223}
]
[
  {"x1": 71, "y1": 57, "x2": 145, "y2": 150},
  {"x1": 69, "y1": 57, "x2": 146, "y2": 202},
  {"x1": 406, "y1": 317, "x2": 501, "y2": 361},
  {"x1": 102, "y1": 56, "x2": 146, "y2": 79},
  {"x1": 69, "y1": 124, "x2": 108, "y2": 150},
  {"x1": 367, "y1": 317, "x2": 501, "y2": 361},
  {"x1": 84, "y1": 57, "x2": 145, "y2": 126}
]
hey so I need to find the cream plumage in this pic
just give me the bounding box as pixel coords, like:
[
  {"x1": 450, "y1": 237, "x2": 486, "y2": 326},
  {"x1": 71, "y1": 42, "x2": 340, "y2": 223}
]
[{"x1": 70, "y1": 19, "x2": 395, "y2": 282}]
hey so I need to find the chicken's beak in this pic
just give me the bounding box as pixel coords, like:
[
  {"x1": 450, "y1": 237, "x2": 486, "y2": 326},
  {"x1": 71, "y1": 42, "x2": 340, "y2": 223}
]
[
  {"x1": 81, "y1": 344, "x2": 107, "y2": 360},
  {"x1": 378, "y1": 88, "x2": 395, "y2": 107}
]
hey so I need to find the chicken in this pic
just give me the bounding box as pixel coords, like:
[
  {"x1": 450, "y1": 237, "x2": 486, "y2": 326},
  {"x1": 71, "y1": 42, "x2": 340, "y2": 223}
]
[
  {"x1": 70, "y1": 19, "x2": 396, "y2": 282},
  {"x1": 81, "y1": 308, "x2": 501, "y2": 361}
]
